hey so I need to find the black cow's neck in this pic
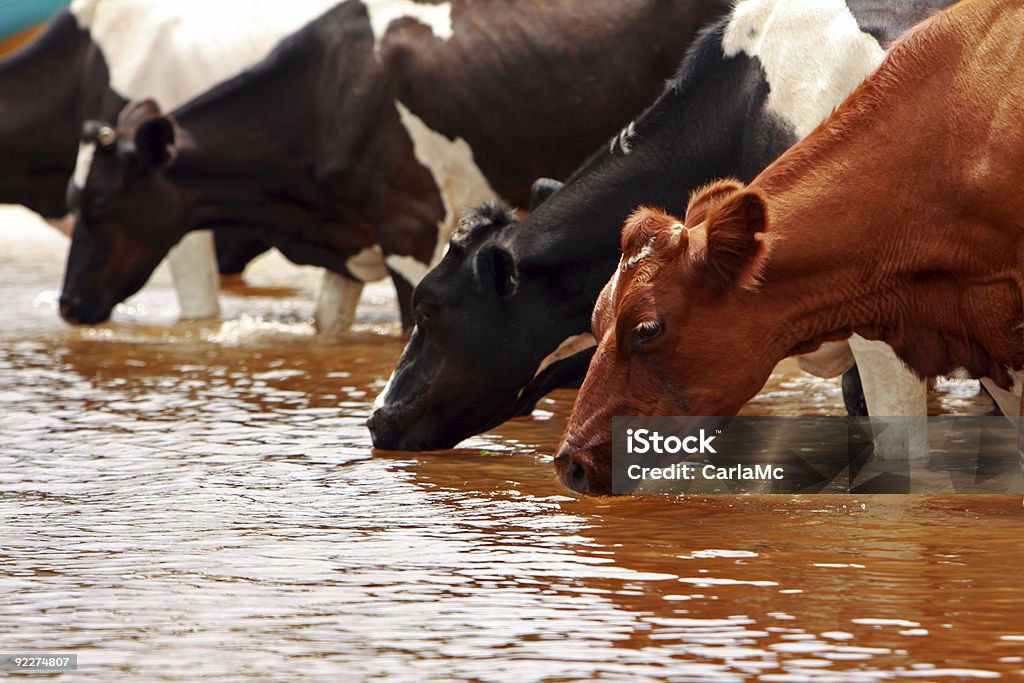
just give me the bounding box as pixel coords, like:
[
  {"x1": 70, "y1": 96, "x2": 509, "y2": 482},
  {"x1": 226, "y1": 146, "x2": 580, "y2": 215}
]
[
  {"x1": 0, "y1": 12, "x2": 123, "y2": 216},
  {"x1": 516, "y1": 23, "x2": 784, "y2": 274},
  {"x1": 164, "y1": 1, "x2": 385, "y2": 273}
]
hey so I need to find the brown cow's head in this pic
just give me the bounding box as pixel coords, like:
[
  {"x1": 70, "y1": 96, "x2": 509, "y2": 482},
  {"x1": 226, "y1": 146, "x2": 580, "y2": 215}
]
[
  {"x1": 60, "y1": 100, "x2": 185, "y2": 324},
  {"x1": 554, "y1": 179, "x2": 776, "y2": 494}
]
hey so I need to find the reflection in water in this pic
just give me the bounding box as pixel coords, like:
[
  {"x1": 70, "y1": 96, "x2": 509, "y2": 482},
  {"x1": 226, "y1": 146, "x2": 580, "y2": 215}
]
[{"x1": 1, "y1": 208, "x2": 1022, "y2": 681}]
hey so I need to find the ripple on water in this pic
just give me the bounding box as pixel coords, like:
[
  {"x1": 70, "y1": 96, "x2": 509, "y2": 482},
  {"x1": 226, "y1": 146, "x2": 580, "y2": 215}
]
[{"x1": 1, "y1": 212, "x2": 1023, "y2": 681}]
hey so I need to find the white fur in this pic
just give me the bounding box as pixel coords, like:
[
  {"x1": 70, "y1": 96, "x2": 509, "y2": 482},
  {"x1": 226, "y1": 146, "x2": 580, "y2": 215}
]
[
  {"x1": 66, "y1": 0, "x2": 342, "y2": 321},
  {"x1": 533, "y1": 333, "x2": 597, "y2": 380},
  {"x1": 364, "y1": 0, "x2": 453, "y2": 51},
  {"x1": 393, "y1": 101, "x2": 499, "y2": 287},
  {"x1": 624, "y1": 235, "x2": 658, "y2": 269},
  {"x1": 981, "y1": 371, "x2": 1024, "y2": 417},
  {"x1": 72, "y1": 142, "x2": 95, "y2": 190},
  {"x1": 725, "y1": 1, "x2": 936, "y2": 423},
  {"x1": 345, "y1": 245, "x2": 389, "y2": 282},
  {"x1": 168, "y1": 231, "x2": 221, "y2": 320},
  {"x1": 848, "y1": 336, "x2": 929, "y2": 458},
  {"x1": 795, "y1": 340, "x2": 855, "y2": 378},
  {"x1": 373, "y1": 354, "x2": 401, "y2": 410},
  {"x1": 609, "y1": 121, "x2": 636, "y2": 155},
  {"x1": 385, "y1": 254, "x2": 432, "y2": 287},
  {"x1": 69, "y1": 0, "x2": 341, "y2": 109},
  {"x1": 723, "y1": 0, "x2": 885, "y2": 139},
  {"x1": 314, "y1": 270, "x2": 365, "y2": 336}
]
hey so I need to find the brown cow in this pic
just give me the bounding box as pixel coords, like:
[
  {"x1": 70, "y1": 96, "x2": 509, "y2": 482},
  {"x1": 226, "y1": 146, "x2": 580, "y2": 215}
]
[{"x1": 555, "y1": 0, "x2": 1024, "y2": 495}]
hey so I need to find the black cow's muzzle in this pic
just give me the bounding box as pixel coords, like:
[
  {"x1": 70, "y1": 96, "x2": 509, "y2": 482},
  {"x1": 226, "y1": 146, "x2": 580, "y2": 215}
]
[{"x1": 58, "y1": 294, "x2": 111, "y2": 325}]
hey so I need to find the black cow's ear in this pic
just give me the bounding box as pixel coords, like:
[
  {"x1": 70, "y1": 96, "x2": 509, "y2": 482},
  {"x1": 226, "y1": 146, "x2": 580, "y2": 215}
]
[
  {"x1": 474, "y1": 243, "x2": 518, "y2": 298},
  {"x1": 133, "y1": 116, "x2": 177, "y2": 171},
  {"x1": 530, "y1": 177, "x2": 564, "y2": 210}
]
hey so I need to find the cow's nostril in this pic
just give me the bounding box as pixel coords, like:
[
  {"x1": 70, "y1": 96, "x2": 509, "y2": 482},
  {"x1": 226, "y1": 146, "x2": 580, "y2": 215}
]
[
  {"x1": 59, "y1": 297, "x2": 81, "y2": 324},
  {"x1": 566, "y1": 459, "x2": 589, "y2": 493}
]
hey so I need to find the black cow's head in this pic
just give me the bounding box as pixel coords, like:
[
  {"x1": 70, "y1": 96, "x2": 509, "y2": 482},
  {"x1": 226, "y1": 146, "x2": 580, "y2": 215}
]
[
  {"x1": 60, "y1": 100, "x2": 186, "y2": 324},
  {"x1": 368, "y1": 183, "x2": 601, "y2": 451}
]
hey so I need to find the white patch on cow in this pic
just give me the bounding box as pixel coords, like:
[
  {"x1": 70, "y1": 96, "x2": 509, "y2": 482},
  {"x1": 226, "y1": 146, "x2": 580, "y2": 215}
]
[
  {"x1": 70, "y1": 0, "x2": 341, "y2": 109},
  {"x1": 609, "y1": 120, "x2": 637, "y2": 155},
  {"x1": 981, "y1": 370, "x2": 1024, "y2": 417},
  {"x1": 385, "y1": 255, "x2": 432, "y2": 287},
  {"x1": 373, "y1": 354, "x2": 404, "y2": 410},
  {"x1": 608, "y1": 257, "x2": 625, "y2": 301},
  {"x1": 722, "y1": 0, "x2": 885, "y2": 139},
  {"x1": 72, "y1": 142, "x2": 96, "y2": 190},
  {"x1": 392, "y1": 101, "x2": 500, "y2": 287},
  {"x1": 624, "y1": 235, "x2": 658, "y2": 269},
  {"x1": 533, "y1": 333, "x2": 597, "y2": 380},
  {"x1": 66, "y1": 0, "x2": 347, "y2": 322},
  {"x1": 346, "y1": 245, "x2": 390, "y2": 282},
  {"x1": 364, "y1": 0, "x2": 453, "y2": 51}
]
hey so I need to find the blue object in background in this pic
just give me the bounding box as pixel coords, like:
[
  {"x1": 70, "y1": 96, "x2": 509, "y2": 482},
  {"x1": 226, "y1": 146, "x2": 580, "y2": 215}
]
[{"x1": 0, "y1": 0, "x2": 69, "y2": 39}]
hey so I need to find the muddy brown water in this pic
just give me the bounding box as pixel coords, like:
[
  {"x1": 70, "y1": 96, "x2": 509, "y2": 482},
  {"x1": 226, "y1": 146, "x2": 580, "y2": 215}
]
[{"x1": 1, "y1": 206, "x2": 1022, "y2": 682}]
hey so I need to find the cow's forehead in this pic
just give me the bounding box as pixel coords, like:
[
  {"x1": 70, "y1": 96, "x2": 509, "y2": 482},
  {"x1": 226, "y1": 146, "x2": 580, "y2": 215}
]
[{"x1": 609, "y1": 222, "x2": 688, "y2": 310}]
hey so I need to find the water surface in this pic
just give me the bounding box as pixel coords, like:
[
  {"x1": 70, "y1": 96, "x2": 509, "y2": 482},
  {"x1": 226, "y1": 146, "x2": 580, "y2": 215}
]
[{"x1": 1, "y1": 207, "x2": 1022, "y2": 681}]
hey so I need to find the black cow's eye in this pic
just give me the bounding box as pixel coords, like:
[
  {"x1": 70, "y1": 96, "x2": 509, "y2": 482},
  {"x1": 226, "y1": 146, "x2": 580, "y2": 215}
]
[
  {"x1": 632, "y1": 318, "x2": 664, "y2": 346},
  {"x1": 89, "y1": 195, "x2": 110, "y2": 216},
  {"x1": 414, "y1": 302, "x2": 437, "y2": 328}
]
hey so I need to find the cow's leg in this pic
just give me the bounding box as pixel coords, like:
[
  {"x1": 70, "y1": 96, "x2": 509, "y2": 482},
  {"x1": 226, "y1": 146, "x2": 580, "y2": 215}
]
[
  {"x1": 1018, "y1": 388, "x2": 1024, "y2": 507},
  {"x1": 841, "y1": 364, "x2": 869, "y2": 417},
  {"x1": 980, "y1": 378, "x2": 1019, "y2": 416},
  {"x1": 795, "y1": 340, "x2": 855, "y2": 378},
  {"x1": 315, "y1": 270, "x2": 364, "y2": 337},
  {"x1": 848, "y1": 335, "x2": 928, "y2": 460},
  {"x1": 167, "y1": 230, "x2": 220, "y2": 320}
]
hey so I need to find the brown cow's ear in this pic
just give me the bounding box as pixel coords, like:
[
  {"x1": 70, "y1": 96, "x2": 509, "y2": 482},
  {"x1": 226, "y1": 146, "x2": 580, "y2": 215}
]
[
  {"x1": 701, "y1": 189, "x2": 766, "y2": 288},
  {"x1": 133, "y1": 116, "x2": 178, "y2": 171},
  {"x1": 621, "y1": 207, "x2": 677, "y2": 255},
  {"x1": 685, "y1": 178, "x2": 746, "y2": 227}
]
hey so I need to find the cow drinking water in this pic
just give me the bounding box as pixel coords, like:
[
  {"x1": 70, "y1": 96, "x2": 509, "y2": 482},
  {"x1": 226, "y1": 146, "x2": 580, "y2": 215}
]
[
  {"x1": 0, "y1": 0, "x2": 343, "y2": 319},
  {"x1": 555, "y1": 0, "x2": 1024, "y2": 494},
  {"x1": 369, "y1": 0, "x2": 956, "y2": 452},
  {"x1": 58, "y1": 0, "x2": 729, "y2": 331}
]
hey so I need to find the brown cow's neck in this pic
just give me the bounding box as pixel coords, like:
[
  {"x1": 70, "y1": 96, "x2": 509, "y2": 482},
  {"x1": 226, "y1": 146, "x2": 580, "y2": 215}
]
[{"x1": 744, "y1": 0, "x2": 1024, "y2": 387}]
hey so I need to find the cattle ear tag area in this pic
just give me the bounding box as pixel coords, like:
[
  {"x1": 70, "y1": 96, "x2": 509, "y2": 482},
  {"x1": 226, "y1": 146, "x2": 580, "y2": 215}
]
[{"x1": 96, "y1": 126, "x2": 117, "y2": 148}]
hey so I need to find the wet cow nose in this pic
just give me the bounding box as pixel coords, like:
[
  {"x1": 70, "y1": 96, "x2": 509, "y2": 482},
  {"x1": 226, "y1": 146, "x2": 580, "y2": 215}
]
[
  {"x1": 59, "y1": 296, "x2": 84, "y2": 324},
  {"x1": 555, "y1": 451, "x2": 591, "y2": 494},
  {"x1": 366, "y1": 409, "x2": 393, "y2": 449}
]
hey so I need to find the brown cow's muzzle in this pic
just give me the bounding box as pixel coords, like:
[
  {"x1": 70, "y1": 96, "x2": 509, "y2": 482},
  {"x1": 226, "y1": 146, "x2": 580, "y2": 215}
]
[{"x1": 554, "y1": 442, "x2": 613, "y2": 495}]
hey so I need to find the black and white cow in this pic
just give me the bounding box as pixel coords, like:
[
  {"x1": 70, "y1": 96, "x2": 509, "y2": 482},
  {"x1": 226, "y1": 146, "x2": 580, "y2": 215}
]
[
  {"x1": 58, "y1": 0, "x2": 729, "y2": 329},
  {"x1": 1, "y1": 0, "x2": 340, "y2": 319},
  {"x1": 369, "y1": 0, "x2": 957, "y2": 451}
]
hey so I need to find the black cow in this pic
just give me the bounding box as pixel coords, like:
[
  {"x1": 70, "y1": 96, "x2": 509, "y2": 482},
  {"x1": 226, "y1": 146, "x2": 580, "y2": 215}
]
[
  {"x1": 369, "y1": 0, "x2": 956, "y2": 451},
  {"x1": 0, "y1": 3, "x2": 324, "y2": 313},
  {"x1": 0, "y1": 11, "x2": 121, "y2": 219},
  {"x1": 58, "y1": 0, "x2": 729, "y2": 327}
]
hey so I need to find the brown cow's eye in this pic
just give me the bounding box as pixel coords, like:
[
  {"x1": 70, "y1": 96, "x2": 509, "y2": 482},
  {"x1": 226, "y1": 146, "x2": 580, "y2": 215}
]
[{"x1": 632, "y1": 318, "x2": 663, "y2": 345}]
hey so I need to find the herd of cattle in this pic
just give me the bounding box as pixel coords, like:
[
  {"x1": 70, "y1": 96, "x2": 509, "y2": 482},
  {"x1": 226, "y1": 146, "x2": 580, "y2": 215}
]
[{"x1": 5, "y1": 0, "x2": 1022, "y2": 495}]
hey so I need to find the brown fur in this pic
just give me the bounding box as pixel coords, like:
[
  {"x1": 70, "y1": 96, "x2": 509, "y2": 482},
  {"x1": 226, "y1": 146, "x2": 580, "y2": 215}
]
[
  {"x1": 556, "y1": 0, "x2": 1024, "y2": 494},
  {"x1": 684, "y1": 178, "x2": 745, "y2": 226}
]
